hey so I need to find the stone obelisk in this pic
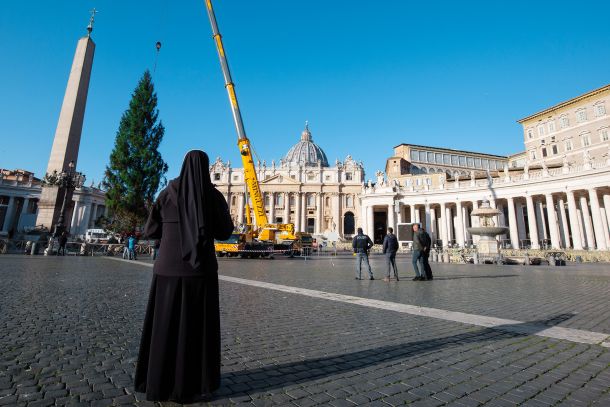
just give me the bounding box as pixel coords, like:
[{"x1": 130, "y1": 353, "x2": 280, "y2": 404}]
[{"x1": 36, "y1": 11, "x2": 97, "y2": 231}]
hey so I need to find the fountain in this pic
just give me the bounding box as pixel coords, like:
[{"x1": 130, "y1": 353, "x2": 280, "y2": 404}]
[{"x1": 467, "y1": 199, "x2": 509, "y2": 259}]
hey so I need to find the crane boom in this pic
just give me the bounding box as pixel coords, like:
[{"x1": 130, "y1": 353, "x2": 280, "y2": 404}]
[{"x1": 204, "y1": 0, "x2": 268, "y2": 228}]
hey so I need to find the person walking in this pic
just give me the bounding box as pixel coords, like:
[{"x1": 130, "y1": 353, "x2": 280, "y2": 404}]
[
  {"x1": 135, "y1": 150, "x2": 234, "y2": 403},
  {"x1": 128, "y1": 235, "x2": 136, "y2": 260},
  {"x1": 58, "y1": 231, "x2": 68, "y2": 256},
  {"x1": 352, "y1": 227, "x2": 374, "y2": 280},
  {"x1": 411, "y1": 224, "x2": 427, "y2": 281},
  {"x1": 382, "y1": 227, "x2": 399, "y2": 281},
  {"x1": 421, "y1": 226, "x2": 433, "y2": 280}
]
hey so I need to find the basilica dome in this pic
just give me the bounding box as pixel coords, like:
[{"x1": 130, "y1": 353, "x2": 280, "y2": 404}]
[{"x1": 282, "y1": 123, "x2": 329, "y2": 167}]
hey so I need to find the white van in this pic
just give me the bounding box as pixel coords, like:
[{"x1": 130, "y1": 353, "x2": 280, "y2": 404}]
[{"x1": 85, "y1": 229, "x2": 110, "y2": 243}]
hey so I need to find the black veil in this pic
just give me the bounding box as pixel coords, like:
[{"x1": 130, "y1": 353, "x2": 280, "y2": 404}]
[{"x1": 176, "y1": 150, "x2": 214, "y2": 268}]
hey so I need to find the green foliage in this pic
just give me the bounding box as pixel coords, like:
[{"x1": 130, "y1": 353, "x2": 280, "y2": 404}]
[{"x1": 103, "y1": 70, "x2": 168, "y2": 232}]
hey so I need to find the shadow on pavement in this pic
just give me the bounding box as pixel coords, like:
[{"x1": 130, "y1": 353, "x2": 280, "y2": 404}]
[{"x1": 212, "y1": 313, "x2": 575, "y2": 401}]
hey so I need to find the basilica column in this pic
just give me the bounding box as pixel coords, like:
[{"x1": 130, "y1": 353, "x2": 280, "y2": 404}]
[
  {"x1": 439, "y1": 202, "x2": 447, "y2": 247},
  {"x1": 300, "y1": 193, "x2": 307, "y2": 232},
  {"x1": 525, "y1": 194, "x2": 540, "y2": 249},
  {"x1": 315, "y1": 193, "x2": 323, "y2": 234},
  {"x1": 545, "y1": 193, "x2": 560, "y2": 249},
  {"x1": 516, "y1": 202, "x2": 527, "y2": 241},
  {"x1": 566, "y1": 191, "x2": 583, "y2": 250},
  {"x1": 396, "y1": 202, "x2": 403, "y2": 224},
  {"x1": 268, "y1": 192, "x2": 275, "y2": 224},
  {"x1": 333, "y1": 193, "x2": 341, "y2": 234},
  {"x1": 429, "y1": 205, "x2": 437, "y2": 241},
  {"x1": 70, "y1": 200, "x2": 80, "y2": 231},
  {"x1": 507, "y1": 197, "x2": 520, "y2": 249},
  {"x1": 295, "y1": 193, "x2": 302, "y2": 232},
  {"x1": 535, "y1": 199, "x2": 547, "y2": 243},
  {"x1": 557, "y1": 197, "x2": 570, "y2": 248},
  {"x1": 366, "y1": 205, "x2": 374, "y2": 237},
  {"x1": 284, "y1": 192, "x2": 290, "y2": 225},
  {"x1": 603, "y1": 194, "x2": 610, "y2": 247},
  {"x1": 471, "y1": 200, "x2": 479, "y2": 244},
  {"x1": 445, "y1": 205, "x2": 453, "y2": 245},
  {"x1": 455, "y1": 200, "x2": 464, "y2": 247},
  {"x1": 237, "y1": 193, "x2": 245, "y2": 224},
  {"x1": 1, "y1": 197, "x2": 15, "y2": 232},
  {"x1": 424, "y1": 202, "x2": 432, "y2": 235},
  {"x1": 80, "y1": 202, "x2": 92, "y2": 235},
  {"x1": 580, "y1": 195, "x2": 595, "y2": 249},
  {"x1": 588, "y1": 188, "x2": 607, "y2": 250}
]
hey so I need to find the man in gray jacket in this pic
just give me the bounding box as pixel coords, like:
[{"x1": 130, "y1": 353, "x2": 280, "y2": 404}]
[
  {"x1": 382, "y1": 227, "x2": 399, "y2": 281},
  {"x1": 411, "y1": 223, "x2": 428, "y2": 281}
]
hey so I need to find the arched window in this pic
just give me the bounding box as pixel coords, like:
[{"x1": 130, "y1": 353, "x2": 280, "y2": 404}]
[
  {"x1": 275, "y1": 194, "x2": 284, "y2": 207},
  {"x1": 343, "y1": 212, "x2": 355, "y2": 235},
  {"x1": 325, "y1": 196, "x2": 330, "y2": 206},
  {"x1": 307, "y1": 194, "x2": 315, "y2": 207},
  {"x1": 289, "y1": 195, "x2": 295, "y2": 207},
  {"x1": 264, "y1": 194, "x2": 270, "y2": 206},
  {"x1": 231, "y1": 196, "x2": 236, "y2": 206},
  {"x1": 346, "y1": 195, "x2": 354, "y2": 208}
]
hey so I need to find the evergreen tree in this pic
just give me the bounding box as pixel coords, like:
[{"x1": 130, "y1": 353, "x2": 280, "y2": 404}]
[{"x1": 103, "y1": 70, "x2": 168, "y2": 232}]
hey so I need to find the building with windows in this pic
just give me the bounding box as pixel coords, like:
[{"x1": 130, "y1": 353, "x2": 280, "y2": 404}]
[
  {"x1": 361, "y1": 84, "x2": 610, "y2": 250},
  {"x1": 0, "y1": 168, "x2": 107, "y2": 238},
  {"x1": 211, "y1": 124, "x2": 365, "y2": 238}
]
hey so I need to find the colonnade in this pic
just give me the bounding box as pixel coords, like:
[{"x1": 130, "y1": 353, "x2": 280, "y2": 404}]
[{"x1": 362, "y1": 187, "x2": 610, "y2": 250}]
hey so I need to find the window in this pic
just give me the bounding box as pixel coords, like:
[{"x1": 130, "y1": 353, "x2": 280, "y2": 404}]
[
  {"x1": 530, "y1": 150, "x2": 536, "y2": 160},
  {"x1": 548, "y1": 121, "x2": 555, "y2": 133},
  {"x1": 427, "y1": 152, "x2": 435, "y2": 163},
  {"x1": 482, "y1": 159, "x2": 489, "y2": 169},
  {"x1": 537, "y1": 125, "x2": 545, "y2": 136},
  {"x1": 307, "y1": 194, "x2": 315, "y2": 207},
  {"x1": 325, "y1": 196, "x2": 330, "y2": 206},
  {"x1": 443, "y1": 154, "x2": 450, "y2": 165},
  {"x1": 289, "y1": 195, "x2": 295, "y2": 206},
  {"x1": 435, "y1": 153, "x2": 442, "y2": 164},
  {"x1": 582, "y1": 133, "x2": 591, "y2": 147},
  {"x1": 459, "y1": 156, "x2": 466, "y2": 166},
  {"x1": 231, "y1": 196, "x2": 236, "y2": 206},
  {"x1": 467, "y1": 157, "x2": 474, "y2": 167},
  {"x1": 264, "y1": 194, "x2": 270, "y2": 206},
  {"x1": 552, "y1": 145, "x2": 558, "y2": 155},
  {"x1": 232, "y1": 175, "x2": 239, "y2": 181},
  {"x1": 450, "y1": 155, "x2": 458, "y2": 165},
  {"x1": 346, "y1": 195, "x2": 354, "y2": 208},
  {"x1": 595, "y1": 104, "x2": 606, "y2": 116},
  {"x1": 527, "y1": 129, "x2": 533, "y2": 139},
  {"x1": 542, "y1": 148, "x2": 547, "y2": 157},
  {"x1": 411, "y1": 150, "x2": 419, "y2": 161},
  {"x1": 600, "y1": 128, "x2": 609, "y2": 142},
  {"x1": 425, "y1": 178, "x2": 432, "y2": 185},
  {"x1": 213, "y1": 173, "x2": 221, "y2": 181},
  {"x1": 290, "y1": 174, "x2": 296, "y2": 180},
  {"x1": 474, "y1": 158, "x2": 482, "y2": 168},
  {"x1": 275, "y1": 194, "x2": 284, "y2": 207},
  {"x1": 560, "y1": 116, "x2": 569, "y2": 128},
  {"x1": 565, "y1": 139, "x2": 573, "y2": 151},
  {"x1": 345, "y1": 172, "x2": 353, "y2": 181},
  {"x1": 577, "y1": 109, "x2": 587, "y2": 122},
  {"x1": 307, "y1": 172, "x2": 316, "y2": 181},
  {"x1": 419, "y1": 152, "x2": 427, "y2": 163},
  {"x1": 416, "y1": 178, "x2": 422, "y2": 186},
  {"x1": 325, "y1": 175, "x2": 332, "y2": 182}
]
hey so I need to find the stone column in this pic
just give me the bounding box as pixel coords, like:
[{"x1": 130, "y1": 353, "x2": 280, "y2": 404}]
[
  {"x1": 424, "y1": 202, "x2": 432, "y2": 235},
  {"x1": 409, "y1": 205, "x2": 415, "y2": 224},
  {"x1": 70, "y1": 200, "x2": 80, "y2": 231},
  {"x1": 462, "y1": 204, "x2": 470, "y2": 244},
  {"x1": 237, "y1": 194, "x2": 245, "y2": 224},
  {"x1": 455, "y1": 200, "x2": 464, "y2": 247},
  {"x1": 600, "y1": 206, "x2": 610, "y2": 249},
  {"x1": 428, "y1": 205, "x2": 432, "y2": 240},
  {"x1": 366, "y1": 205, "x2": 374, "y2": 237},
  {"x1": 295, "y1": 193, "x2": 302, "y2": 232},
  {"x1": 17, "y1": 197, "x2": 30, "y2": 231},
  {"x1": 588, "y1": 188, "x2": 607, "y2": 250},
  {"x1": 301, "y1": 193, "x2": 307, "y2": 232},
  {"x1": 557, "y1": 197, "x2": 570, "y2": 248},
  {"x1": 387, "y1": 203, "x2": 395, "y2": 233},
  {"x1": 1, "y1": 196, "x2": 16, "y2": 232},
  {"x1": 333, "y1": 193, "x2": 341, "y2": 234},
  {"x1": 545, "y1": 194, "x2": 560, "y2": 249},
  {"x1": 439, "y1": 202, "x2": 447, "y2": 247},
  {"x1": 396, "y1": 203, "x2": 403, "y2": 224},
  {"x1": 471, "y1": 200, "x2": 480, "y2": 244},
  {"x1": 525, "y1": 195, "x2": 540, "y2": 249},
  {"x1": 516, "y1": 203, "x2": 527, "y2": 241},
  {"x1": 316, "y1": 193, "x2": 323, "y2": 234},
  {"x1": 414, "y1": 206, "x2": 421, "y2": 224},
  {"x1": 80, "y1": 202, "x2": 92, "y2": 235},
  {"x1": 284, "y1": 192, "x2": 290, "y2": 225},
  {"x1": 445, "y1": 205, "x2": 453, "y2": 244},
  {"x1": 88, "y1": 203, "x2": 96, "y2": 228},
  {"x1": 507, "y1": 197, "x2": 520, "y2": 249},
  {"x1": 535, "y1": 199, "x2": 547, "y2": 242},
  {"x1": 268, "y1": 192, "x2": 275, "y2": 224},
  {"x1": 603, "y1": 194, "x2": 610, "y2": 247},
  {"x1": 580, "y1": 195, "x2": 595, "y2": 249},
  {"x1": 567, "y1": 191, "x2": 583, "y2": 250}
]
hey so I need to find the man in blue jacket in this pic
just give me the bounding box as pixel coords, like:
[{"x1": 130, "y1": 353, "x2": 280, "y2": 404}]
[
  {"x1": 382, "y1": 227, "x2": 399, "y2": 281},
  {"x1": 352, "y1": 228, "x2": 374, "y2": 280}
]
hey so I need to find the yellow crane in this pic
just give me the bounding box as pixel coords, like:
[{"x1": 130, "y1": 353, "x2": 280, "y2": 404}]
[{"x1": 205, "y1": 0, "x2": 305, "y2": 256}]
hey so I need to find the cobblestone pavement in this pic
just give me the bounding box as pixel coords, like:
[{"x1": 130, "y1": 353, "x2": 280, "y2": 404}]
[{"x1": 0, "y1": 255, "x2": 609, "y2": 407}]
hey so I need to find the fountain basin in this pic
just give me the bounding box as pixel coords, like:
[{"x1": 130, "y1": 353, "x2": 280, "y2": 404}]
[{"x1": 467, "y1": 226, "x2": 509, "y2": 236}]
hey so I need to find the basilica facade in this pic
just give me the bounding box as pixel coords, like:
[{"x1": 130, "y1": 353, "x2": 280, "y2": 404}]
[{"x1": 211, "y1": 124, "x2": 365, "y2": 239}]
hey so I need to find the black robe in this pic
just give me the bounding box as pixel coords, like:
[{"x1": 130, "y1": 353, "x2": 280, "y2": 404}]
[{"x1": 135, "y1": 180, "x2": 233, "y2": 402}]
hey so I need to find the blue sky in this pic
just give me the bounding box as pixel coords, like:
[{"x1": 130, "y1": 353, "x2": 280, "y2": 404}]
[{"x1": 1, "y1": 1, "x2": 610, "y2": 185}]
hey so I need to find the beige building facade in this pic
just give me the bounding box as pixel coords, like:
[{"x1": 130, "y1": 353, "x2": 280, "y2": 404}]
[
  {"x1": 361, "y1": 84, "x2": 610, "y2": 250},
  {"x1": 212, "y1": 124, "x2": 365, "y2": 238}
]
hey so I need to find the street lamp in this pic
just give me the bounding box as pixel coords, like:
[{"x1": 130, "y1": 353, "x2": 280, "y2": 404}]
[{"x1": 42, "y1": 160, "x2": 86, "y2": 240}]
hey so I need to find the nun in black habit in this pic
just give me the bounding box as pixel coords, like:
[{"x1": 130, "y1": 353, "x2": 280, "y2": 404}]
[{"x1": 135, "y1": 150, "x2": 234, "y2": 403}]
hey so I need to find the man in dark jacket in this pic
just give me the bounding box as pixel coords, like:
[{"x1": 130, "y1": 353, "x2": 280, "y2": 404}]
[
  {"x1": 382, "y1": 227, "x2": 399, "y2": 281},
  {"x1": 411, "y1": 224, "x2": 427, "y2": 281},
  {"x1": 352, "y1": 227, "x2": 374, "y2": 280},
  {"x1": 421, "y1": 227, "x2": 433, "y2": 280}
]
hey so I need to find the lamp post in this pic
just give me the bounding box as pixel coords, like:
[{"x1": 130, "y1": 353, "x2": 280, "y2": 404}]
[{"x1": 42, "y1": 161, "x2": 85, "y2": 252}]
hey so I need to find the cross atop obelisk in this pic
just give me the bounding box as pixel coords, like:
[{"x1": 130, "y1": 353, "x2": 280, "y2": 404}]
[{"x1": 36, "y1": 11, "x2": 97, "y2": 232}]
